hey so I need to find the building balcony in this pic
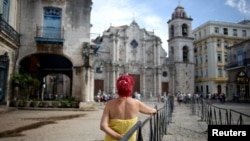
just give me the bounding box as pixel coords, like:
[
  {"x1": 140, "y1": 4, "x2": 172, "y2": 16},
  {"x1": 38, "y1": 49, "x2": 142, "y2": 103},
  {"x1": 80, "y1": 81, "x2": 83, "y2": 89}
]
[
  {"x1": 34, "y1": 26, "x2": 64, "y2": 45},
  {"x1": 225, "y1": 58, "x2": 250, "y2": 70},
  {"x1": 0, "y1": 14, "x2": 20, "y2": 45}
]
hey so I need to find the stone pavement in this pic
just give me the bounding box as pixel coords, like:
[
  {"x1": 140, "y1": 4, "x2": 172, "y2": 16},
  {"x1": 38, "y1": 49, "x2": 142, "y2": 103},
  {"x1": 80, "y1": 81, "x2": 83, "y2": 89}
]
[
  {"x1": 0, "y1": 101, "x2": 249, "y2": 141},
  {"x1": 162, "y1": 102, "x2": 208, "y2": 141},
  {"x1": 162, "y1": 101, "x2": 250, "y2": 141},
  {"x1": 0, "y1": 101, "x2": 162, "y2": 141}
]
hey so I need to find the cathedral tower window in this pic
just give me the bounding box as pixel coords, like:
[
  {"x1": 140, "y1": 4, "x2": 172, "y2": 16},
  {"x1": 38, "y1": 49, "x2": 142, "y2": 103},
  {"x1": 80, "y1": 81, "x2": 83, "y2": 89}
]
[
  {"x1": 183, "y1": 46, "x2": 188, "y2": 62},
  {"x1": 170, "y1": 46, "x2": 174, "y2": 61},
  {"x1": 170, "y1": 25, "x2": 174, "y2": 38},
  {"x1": 182, "y1": 24, "x2": 188, "y2": 36}
]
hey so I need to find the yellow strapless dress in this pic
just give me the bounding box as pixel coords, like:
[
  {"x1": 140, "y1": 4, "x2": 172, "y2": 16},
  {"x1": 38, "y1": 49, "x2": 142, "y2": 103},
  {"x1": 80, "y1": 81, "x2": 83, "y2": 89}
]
[{"x1": 104, "y1": 117, "x2": 138, "y2": 141}]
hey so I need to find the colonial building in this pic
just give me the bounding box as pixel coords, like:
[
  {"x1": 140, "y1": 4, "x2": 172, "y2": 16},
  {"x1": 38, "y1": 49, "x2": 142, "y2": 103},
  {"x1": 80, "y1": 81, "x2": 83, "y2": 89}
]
[
  {"x1": 0, "y1": 2, "x2": 196, "y2": 107},
  {"x1": 0, "y1": 0, "x2": 20, "y2": 106},
  {"x1": 0, "y1": 0, "x2": 95, "y2": 109},
  {"x1": 93, "y1": 5, "x2": 195, "y2": 99},
  {"x1": 225, "y1": 38, "x2": 250, "y2": 101},
  {"x1": 193, "y1": 20, "x2": 250, "y2": 97}
]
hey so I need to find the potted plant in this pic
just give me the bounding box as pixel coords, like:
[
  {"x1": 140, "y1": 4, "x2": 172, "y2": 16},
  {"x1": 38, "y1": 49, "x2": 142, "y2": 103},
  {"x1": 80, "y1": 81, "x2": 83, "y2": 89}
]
[
  {"x1": 11, "y1": 73, "x2": 41, "y2": 107},
  {"x1": 24, "y1": 75, "x2": 40, "y2": 100},
  {"x1": 11, "y1": 73, "x2": 26, "y2": 103}
]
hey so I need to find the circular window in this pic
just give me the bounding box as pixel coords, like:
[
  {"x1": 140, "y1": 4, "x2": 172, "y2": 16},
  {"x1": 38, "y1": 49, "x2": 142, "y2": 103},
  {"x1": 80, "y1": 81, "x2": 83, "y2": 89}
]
[{"x1": 162, "y1": 71, "x2": 167, "y2": 77}]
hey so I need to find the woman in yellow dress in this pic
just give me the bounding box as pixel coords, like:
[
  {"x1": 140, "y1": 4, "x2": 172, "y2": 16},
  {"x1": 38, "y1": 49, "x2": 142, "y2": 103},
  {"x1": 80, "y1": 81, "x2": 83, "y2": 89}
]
[{"x1": 100, "y1": 74, "x2": 157, "y2": 141}]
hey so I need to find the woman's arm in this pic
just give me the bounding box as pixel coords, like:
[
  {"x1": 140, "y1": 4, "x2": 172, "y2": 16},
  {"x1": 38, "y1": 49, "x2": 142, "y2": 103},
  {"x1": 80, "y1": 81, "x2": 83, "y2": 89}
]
[
  {"x1": 100, "y1": 103, "x2": 122, "y2": 140},
  {"x1": 138, "y1": 101, "x2": 157, "y2": 115}
]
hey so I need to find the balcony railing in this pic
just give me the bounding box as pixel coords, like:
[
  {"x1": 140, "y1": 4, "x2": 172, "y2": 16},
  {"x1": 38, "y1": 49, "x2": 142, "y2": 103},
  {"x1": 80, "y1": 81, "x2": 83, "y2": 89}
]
[
  {"x1": 0, "y1": 14, "x2": 20, "y2": 45},
  {"x1": 35, "y1": 26, "x2": 64, "y2": 44},
  {"x1": 225, "y1": 58, "x2": 250, "y2": 70}
]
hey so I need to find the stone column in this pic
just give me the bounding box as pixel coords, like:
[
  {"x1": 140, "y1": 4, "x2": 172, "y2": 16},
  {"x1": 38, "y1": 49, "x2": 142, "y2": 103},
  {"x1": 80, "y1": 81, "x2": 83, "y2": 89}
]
[
  {"x1": 72, "y1": 66, "x2": 83, "y2": 101},
  {"x1": 152, "y1": 68, "x2": 155, "y2": 97},
  {"x1": 141, "y1": 68, "x2": 146, "y2": 98},
  {"x1": 79, "y1": 66, "x2": 95, "y2": 110},
  {"x1": 89, "y1": 68, "x2": 95, "y2": 102},
  {"x1": 110, "y1": 65, "x2": 116, "y2": 94},
  {"x1": 156, "y1": 67, "x2": 162, "y2": 97},
  {"x1": 79, "y1": 42, "x2": 96, "y2": 110}
]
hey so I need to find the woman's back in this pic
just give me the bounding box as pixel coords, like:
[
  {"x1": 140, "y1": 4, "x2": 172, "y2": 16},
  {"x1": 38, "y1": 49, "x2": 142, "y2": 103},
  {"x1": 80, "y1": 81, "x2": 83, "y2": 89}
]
[
  {"x1": 106, "y1": 97, "x2": 139, "y2": 120},
  {"x1": 100, "y1": 74, "x2": 157, "y2": 140}
]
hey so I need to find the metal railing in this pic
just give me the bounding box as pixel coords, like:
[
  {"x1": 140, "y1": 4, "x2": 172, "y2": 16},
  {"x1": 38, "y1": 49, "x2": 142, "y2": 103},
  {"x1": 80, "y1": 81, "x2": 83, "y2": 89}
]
[
  {"x1": 225, "y1": 58, "x2": 250, "y2": 69},
  {"x1": 119, "y1": 96, "x2": 174, "y2": 141},
  {"x1": 120, "y1": 96, "x2": 249, "y2": 140},
  {"x1": 0, "y1": 14, "x2": 20, "y2": 45},
  {"x1": 35, "y1": 26, "x2": 64, "y2": 39},
  {"x1": 229, "y1": 109, "x2": 250, "y2": 125},
  {"x1": 191, "y1": 98, "x2": 250, "y2": 125}
]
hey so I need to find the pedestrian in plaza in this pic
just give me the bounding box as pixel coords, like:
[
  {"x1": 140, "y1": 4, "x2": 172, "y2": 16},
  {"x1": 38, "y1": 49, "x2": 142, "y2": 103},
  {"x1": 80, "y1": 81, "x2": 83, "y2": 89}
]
[{"x1": 100, "y1": 74, "x2": 157, "y2": 141}]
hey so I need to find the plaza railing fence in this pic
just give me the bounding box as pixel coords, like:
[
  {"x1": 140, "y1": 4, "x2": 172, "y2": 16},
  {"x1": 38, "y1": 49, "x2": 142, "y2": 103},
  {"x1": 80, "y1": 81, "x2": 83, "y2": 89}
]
[
  {"x1": 119, "y1": 96, "x2": 174, "y2": 141},
  {"x1": 189, "y1": 97, "x2": 250, "y2": 125}
]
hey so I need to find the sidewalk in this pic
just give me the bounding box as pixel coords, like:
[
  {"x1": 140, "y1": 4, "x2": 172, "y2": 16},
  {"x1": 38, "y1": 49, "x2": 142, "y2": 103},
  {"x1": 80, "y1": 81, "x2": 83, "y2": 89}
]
[{"x1": 163, "y1": 102, "x2": 208, "y2": 141}]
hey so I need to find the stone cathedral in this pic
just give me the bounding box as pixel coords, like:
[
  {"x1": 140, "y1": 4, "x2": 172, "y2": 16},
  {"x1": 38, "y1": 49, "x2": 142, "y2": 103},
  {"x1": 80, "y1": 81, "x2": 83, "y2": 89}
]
[{"x1": 93, "y1": 5, "x2": 195, "y2": 99}]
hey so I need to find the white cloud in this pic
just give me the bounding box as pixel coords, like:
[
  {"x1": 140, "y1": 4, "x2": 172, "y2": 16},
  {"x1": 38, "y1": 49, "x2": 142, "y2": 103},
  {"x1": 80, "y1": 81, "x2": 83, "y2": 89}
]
[
  {"x1": 225, "y1": 0, "x2": 237, "y2": 7},
  {"x1": 238, "y1": 0, "x2": 250, "y2": 14},
  {"x1": 225, "y1": 0, "x2": 250, "y2": 14}
]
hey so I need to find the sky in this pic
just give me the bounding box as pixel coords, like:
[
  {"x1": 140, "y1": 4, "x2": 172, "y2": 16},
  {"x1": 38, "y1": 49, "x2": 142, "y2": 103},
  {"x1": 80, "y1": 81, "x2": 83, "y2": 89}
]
[{"x1": 90, "y1": 0, "x2": 250, "y2": 52}]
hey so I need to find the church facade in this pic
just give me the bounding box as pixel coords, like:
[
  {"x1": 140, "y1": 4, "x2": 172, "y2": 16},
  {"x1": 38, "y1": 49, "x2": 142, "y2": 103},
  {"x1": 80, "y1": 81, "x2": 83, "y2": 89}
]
[{"x1": 93, "y1": 5, "x2": 195, "y2": 99}]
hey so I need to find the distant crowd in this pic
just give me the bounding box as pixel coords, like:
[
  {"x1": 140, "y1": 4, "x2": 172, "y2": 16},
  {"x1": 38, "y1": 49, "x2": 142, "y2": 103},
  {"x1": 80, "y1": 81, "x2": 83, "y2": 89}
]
[
  {"x1": 94, "y1": 90, "x2": 142, "y2": 104},
  {"x1": 94, "y1": 90, "x2": 237, "y2": 105},
  {"x1": 176, "y1": 92, "x2": 228, "y2": 105}
]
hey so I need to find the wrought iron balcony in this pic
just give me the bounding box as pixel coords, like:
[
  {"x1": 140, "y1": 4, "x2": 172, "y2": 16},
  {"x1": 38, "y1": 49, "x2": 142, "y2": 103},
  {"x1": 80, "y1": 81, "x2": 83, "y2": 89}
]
[
  {"x1": 35, "y1": 26, "x2": 64, "y2": 44},
  {"x1": 0, "y1": 14, "x2": 20, "y2": 45},
  {"x1": 225, "y1": 58, "x2": 250, "y2": 70}
]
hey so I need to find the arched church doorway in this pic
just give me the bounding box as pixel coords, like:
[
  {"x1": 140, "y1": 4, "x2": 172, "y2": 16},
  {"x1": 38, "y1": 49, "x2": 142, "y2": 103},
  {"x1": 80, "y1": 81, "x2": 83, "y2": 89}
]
[
  {"x1": 130, "y1": 74, "x2": 140, "y2": 94},
  {"x1": 162, "y1": 82, "x2": 169, "y2": 96}
]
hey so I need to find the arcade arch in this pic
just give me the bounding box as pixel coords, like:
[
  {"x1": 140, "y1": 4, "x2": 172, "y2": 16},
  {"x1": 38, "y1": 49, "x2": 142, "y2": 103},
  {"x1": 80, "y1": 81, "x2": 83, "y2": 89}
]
[{"x1": 17, "y1": 53, "x2": 73, "y2": 100}]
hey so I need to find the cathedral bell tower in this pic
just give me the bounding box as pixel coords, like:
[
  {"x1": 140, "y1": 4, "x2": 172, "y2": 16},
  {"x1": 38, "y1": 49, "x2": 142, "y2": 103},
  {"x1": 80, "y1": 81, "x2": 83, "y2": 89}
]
[{"x1": 167, "y1": 5, "x2": 195, "y2": 95}]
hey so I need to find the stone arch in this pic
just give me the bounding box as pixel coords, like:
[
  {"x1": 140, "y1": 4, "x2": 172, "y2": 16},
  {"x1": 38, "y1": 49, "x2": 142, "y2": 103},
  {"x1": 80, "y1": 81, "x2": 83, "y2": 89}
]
[{"x1": 17, "y1": 53, "x2": 73, "y2": 100}]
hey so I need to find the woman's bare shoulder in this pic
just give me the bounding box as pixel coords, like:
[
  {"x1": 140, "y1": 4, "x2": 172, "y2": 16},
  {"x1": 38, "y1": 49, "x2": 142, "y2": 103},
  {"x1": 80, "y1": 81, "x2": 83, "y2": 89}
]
[{"x1": 105, "y1": 99, "x2": 117, "y2": 106}]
